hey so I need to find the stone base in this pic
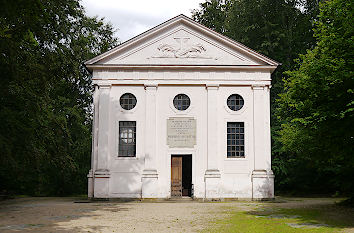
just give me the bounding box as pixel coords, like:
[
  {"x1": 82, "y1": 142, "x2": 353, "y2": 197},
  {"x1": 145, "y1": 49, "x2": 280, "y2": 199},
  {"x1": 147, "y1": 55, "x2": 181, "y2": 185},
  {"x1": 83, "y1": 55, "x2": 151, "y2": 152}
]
[
  {"x1": 204, "y1": 169, "x2": 221, "y2": 199},
  {"x1": 252, "y1": 170, "x2": 274, "y2": 199},
  {"x1": 87, "y1": 170, "x2": 94, "y2": 198},
  {"x1": 94, "y1": 169, "x2": 110, "y2": 198},
  {"x1": 141, "y1": 169, "x2": 159, "y2": 198}
]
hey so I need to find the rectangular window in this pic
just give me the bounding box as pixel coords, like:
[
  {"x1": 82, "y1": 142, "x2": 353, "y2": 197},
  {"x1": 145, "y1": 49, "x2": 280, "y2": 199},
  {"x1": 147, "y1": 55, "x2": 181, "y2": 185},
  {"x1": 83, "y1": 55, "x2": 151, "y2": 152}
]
[
  {"x1": 227, "y1": 122, "x2": 245, "y2": 158},
  {"x1": 118, "y1": 121, "x2": 136, "y2": 157}
]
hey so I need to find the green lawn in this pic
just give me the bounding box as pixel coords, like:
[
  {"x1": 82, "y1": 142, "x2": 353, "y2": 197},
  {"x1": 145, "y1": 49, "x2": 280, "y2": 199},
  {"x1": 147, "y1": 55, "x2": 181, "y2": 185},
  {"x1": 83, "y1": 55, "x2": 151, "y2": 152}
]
[{"x1": 204, "y1": 198, "x2": 354, "y2": 233}]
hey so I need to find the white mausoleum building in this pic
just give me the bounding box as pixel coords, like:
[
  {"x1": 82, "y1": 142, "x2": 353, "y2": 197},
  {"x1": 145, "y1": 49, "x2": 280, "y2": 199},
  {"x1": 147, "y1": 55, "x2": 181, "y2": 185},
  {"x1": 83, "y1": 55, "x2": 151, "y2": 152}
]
[{"x1": 85, "y1": 15, "x2": 279, "y2": 200}]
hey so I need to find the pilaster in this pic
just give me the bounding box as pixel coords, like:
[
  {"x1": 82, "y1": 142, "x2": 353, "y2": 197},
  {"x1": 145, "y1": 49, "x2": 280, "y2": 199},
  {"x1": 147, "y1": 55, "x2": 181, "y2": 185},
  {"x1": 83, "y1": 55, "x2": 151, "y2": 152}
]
[
  {"x1": 205, "y1": 84, "x2": 221, "y2": 199},
  {"x1": 88, "y1": 85, "x2": 99, "y2": 198},
  {"x1": 92, "y1": 85, "x2": 99, "y2": 172},
  {"x1": 94, "y1": 84, "x2": 111, "y2": 198},
  {"x1": 142, "y1": 83, "x2": 159, "y2": 198},
  {"x1": 251, "y1": 84, "x2": 274, "y2": 199}
]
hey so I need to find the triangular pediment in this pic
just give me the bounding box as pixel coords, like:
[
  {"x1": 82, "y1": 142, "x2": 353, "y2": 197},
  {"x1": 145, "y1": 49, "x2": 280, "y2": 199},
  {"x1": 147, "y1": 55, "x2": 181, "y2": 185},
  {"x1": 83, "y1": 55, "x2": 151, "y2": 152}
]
[{"x1": 85, "y1": 15, "x2": 279, "y2": 68}]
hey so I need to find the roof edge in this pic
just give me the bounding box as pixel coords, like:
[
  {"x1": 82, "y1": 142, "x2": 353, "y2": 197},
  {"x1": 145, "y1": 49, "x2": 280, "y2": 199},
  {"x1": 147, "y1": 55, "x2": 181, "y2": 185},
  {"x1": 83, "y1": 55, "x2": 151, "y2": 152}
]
[
  {"x1": 85, "y1": 14, "x2": 281, "y2": 67},
  {"x1": 85, "y1": 14, "x2": 186, "y2": 65}
]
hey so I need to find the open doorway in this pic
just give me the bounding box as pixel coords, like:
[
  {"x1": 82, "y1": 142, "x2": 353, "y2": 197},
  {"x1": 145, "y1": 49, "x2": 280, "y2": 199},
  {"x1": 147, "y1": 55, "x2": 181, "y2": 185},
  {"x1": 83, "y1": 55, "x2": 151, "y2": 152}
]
[{"x1": 171, "y1": 155, "x2": 192, "y2": 197}]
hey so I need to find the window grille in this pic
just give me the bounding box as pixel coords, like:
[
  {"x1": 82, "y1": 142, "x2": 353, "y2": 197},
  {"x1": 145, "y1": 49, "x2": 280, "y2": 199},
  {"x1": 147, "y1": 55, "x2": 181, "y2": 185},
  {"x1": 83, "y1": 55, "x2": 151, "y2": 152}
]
[
  {"x1": 227, "y1": 94, "x2": 244, "y2": 111},
  {"x1": 173, "y1": 94, "x2": 190, "y2": 111},
  {"x1": 120, "y1": 93, "x2": 137, "y2": 110},
  {"x1": 227, "y1": 122, "x2": 245, "y2": 157},
  {"x1": 119, "y1": 121, "x2": 136, "y2": 157}
]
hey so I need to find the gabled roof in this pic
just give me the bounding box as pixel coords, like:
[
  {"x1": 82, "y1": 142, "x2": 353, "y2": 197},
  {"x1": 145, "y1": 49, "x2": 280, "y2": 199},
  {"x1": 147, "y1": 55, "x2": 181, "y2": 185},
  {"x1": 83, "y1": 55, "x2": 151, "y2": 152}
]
[{"x1": 85, "y1": 14, "x2": 280, "y2": 70}]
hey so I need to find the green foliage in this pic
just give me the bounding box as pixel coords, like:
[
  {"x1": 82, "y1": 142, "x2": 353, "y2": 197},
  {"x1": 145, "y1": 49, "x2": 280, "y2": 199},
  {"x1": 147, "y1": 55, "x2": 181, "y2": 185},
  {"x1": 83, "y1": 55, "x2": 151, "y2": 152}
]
[
  {"x1": 205, "y1": 206, "x2": 344, "y2": 232},
  {"x1": 193, "y1": 0, "x2": 318, "y2": 69},
  {"x1": 0, "y1": 0, "x2": 118, "y2": 195},
  {"x1": 276, "y1": 0, "x2": 354, "y2": 195},
  {"x1": 192, "y1": 0, "x2": 320, "y2": 194},
  {"x1": 194, "y1": 0, "x2": 353, "y2": 197},
  {"x1": 192, "y1": 0, "x2": 232, "y2": 34}
]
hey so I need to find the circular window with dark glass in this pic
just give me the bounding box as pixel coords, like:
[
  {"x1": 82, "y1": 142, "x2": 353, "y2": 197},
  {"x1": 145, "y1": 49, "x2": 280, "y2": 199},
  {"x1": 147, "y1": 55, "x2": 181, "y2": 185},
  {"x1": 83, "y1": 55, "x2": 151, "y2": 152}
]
[
  {"x1": 120, "y1": 93, "x2": 137, "y2": 110},
  {"x1": 227, "y1": 94, "x2": 244, "y2": 111},
  {"x1": 173, "y1": 94, "x2": 190, "y2": 111}
]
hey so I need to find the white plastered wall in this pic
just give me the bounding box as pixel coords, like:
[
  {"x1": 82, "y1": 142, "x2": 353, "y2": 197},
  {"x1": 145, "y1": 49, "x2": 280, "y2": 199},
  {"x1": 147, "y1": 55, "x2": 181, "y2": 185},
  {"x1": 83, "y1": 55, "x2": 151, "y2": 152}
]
[{"x1": 89, "y1": 69, "x2": 273, "y2": 199}]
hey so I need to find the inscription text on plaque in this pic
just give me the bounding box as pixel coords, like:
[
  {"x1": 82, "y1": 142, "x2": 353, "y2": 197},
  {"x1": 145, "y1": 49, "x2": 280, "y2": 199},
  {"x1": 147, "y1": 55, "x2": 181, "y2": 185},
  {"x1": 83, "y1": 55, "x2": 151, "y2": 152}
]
[{"x1": 167, "y1": 117, "x2": 196, "y2": 148}]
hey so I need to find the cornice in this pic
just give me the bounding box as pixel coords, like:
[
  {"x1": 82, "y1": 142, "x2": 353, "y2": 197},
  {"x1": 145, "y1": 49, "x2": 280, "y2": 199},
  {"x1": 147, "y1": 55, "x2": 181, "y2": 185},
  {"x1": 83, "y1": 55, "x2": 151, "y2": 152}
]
[{"x1": 86, "y1": 64, "x2": 277, "y2": 72}]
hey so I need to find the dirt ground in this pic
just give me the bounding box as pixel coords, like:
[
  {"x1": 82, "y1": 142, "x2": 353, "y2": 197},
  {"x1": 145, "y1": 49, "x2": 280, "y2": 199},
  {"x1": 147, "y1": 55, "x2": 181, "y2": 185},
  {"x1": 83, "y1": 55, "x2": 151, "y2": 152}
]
[
  {"x1": 0, "y1": 197, "x2": 352, "y2": 232},
  {"x1": 0, "y1": 197, "x2": 235, "y2": 232}
]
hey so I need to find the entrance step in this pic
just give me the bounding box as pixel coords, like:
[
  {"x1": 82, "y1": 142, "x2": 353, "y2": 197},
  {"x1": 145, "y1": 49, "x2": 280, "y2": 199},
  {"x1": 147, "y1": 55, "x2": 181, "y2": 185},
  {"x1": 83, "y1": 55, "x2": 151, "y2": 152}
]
[{"x1": 168, "y1": 197, "x2": 194, "y2": 202}]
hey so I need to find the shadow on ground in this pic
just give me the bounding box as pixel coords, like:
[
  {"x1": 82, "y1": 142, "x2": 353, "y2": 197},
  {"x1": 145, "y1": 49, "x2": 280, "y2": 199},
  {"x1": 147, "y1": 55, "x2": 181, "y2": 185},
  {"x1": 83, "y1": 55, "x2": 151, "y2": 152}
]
[
  {"x1": 245, "y1": 197, "x2": 354, "y2": 230},
  {"x1": 1, "y1": 196, "x2": 353, "y2": 232},
  {"x1": 0, "y1": 197, "x2": 133, "y2": 232}
]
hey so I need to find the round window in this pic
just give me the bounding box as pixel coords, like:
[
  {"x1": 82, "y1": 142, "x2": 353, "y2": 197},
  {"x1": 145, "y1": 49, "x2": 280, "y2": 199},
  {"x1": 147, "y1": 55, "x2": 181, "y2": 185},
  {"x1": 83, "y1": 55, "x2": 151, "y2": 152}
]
[
  {"x1": 120, "y1": 93, "x2": 137, "y2": 110},
  {"x1": 227, "y1": 94, "x2": 244, "y2": 111},
  {"x1": 173, "y1": 94, "x2": 190, "y2": 111}
]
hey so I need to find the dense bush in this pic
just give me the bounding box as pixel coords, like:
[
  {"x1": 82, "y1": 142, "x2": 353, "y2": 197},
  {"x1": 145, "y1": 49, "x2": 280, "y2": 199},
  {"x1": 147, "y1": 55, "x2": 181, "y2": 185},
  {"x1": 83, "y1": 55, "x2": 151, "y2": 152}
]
[{"x1": 0, "y1": 0, "x2": 118, "y2": 196}]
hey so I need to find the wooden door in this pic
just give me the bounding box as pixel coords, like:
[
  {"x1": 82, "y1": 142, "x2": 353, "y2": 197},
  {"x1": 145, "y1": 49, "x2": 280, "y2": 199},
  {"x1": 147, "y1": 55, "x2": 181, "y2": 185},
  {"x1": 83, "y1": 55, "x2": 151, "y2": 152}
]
[{"x1": 171, "y1": 156, "x2": 182, "y2": 197}]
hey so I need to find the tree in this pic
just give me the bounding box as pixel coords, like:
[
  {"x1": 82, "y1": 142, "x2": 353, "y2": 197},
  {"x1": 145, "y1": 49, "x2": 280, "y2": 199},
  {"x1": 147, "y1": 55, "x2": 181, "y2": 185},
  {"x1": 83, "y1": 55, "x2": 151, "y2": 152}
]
[
  {"x1": 192, "y1": 0, "x2": 232, "y2": 34},
  {"x1": 192, "y1": 0, "x2": 319, "y2": 193},
  {"x1": 192, "y1": 0, "x2": 318, "y2": 70},
  {"x1": 0, "y1": 0, "x2": 118, "y2": 195},
  {"x1": 276, "y1": 0, "x2": 354, "y2": 197}
]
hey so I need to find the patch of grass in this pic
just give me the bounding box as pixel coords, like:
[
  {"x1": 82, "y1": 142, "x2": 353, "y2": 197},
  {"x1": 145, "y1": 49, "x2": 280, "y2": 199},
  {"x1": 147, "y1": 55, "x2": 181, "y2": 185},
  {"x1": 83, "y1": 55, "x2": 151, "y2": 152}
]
[
  {"x1": 276, "y1": 206, "x2": 354, "y2": 228},
  {"x1": 204, "y1": 205, "x2": 354, "y2": 233}
]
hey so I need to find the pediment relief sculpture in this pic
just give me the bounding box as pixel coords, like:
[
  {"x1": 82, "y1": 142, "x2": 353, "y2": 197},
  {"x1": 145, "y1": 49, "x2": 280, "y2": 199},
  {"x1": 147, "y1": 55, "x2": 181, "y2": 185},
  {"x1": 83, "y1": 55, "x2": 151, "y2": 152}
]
[{"x1": 151, "y1": 37, "x2": 215, "y2": 59}]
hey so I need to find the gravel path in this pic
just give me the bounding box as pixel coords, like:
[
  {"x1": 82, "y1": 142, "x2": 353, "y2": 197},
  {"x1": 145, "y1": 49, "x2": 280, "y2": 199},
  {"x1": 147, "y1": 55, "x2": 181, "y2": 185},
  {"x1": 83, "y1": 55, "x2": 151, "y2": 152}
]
[
  {"x1": 0, "y1": 197, "x2": 351, "y2": 232},
  {"x1": 0, "y1": 197, "x2": 242, "y2": 232}
]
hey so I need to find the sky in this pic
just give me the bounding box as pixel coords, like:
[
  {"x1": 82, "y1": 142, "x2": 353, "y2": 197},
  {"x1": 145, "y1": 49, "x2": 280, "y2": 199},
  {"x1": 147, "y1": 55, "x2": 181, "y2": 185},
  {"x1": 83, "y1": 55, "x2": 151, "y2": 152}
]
[{"x1": 81, "y1": 0, "x2": 203, "y2": 42}]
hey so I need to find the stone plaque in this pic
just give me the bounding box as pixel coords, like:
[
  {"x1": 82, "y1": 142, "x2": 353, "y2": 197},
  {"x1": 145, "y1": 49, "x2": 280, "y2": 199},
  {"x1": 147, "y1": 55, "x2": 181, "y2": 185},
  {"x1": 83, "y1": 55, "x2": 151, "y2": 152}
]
[{"x1": 167, "y1": 117, "x2": 196, "y2": 148}]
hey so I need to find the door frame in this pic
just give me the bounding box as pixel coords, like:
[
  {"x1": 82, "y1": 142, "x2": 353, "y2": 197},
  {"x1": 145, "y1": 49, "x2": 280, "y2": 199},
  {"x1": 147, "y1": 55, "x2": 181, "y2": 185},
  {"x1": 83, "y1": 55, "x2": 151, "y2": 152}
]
[{"x1": 168, "y1": 149, "x2": 195, "y2": 198}]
